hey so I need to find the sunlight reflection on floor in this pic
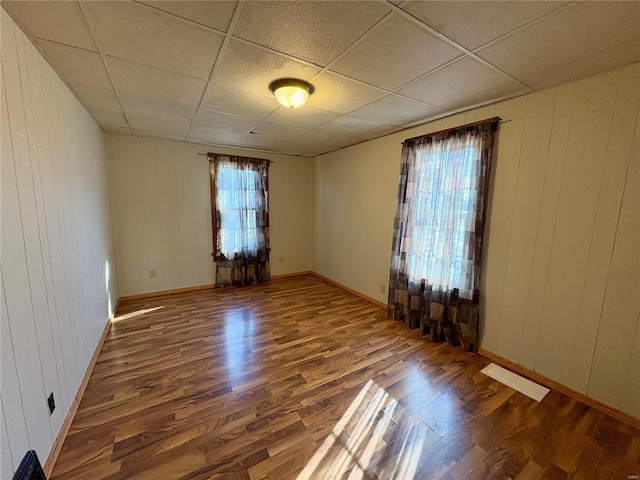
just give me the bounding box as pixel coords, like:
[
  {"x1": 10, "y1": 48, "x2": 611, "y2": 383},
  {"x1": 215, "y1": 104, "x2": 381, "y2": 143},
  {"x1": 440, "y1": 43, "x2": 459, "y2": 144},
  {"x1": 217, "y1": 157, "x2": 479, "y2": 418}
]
[
  {"x1": 224, "y1": 309, "x2": 256, "y2": 382},
  {"x1": 111, "y1": 306, "x2": 165, "y2": 322},
  {"x1": 296, "y1": 380, "x2": 423, "y2": 479}
]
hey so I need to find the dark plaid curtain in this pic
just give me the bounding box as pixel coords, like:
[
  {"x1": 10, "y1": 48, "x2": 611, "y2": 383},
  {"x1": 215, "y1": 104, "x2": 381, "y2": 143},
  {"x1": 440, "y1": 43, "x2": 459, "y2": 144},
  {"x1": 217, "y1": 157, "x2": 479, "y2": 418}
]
[
  {"x1": 387, "y1": 119, "x2": 498, "y2": 352},
  {"x1": 209, "y1": 154, "x2": 270, "y2": 288}
]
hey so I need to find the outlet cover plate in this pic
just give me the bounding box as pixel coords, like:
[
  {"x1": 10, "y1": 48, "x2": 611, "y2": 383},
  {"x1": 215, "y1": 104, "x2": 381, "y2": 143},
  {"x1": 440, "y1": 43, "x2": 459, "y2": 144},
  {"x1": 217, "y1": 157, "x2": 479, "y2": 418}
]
[{"x1": 47, "y1": 392, "x2": 55, "y2": 415}]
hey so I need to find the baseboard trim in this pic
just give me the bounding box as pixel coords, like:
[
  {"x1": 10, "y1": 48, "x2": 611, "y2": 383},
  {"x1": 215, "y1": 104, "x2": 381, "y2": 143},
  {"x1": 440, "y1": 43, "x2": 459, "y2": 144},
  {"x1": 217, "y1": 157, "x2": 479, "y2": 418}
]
[
  {"x1": 311, "y1": 272, "x2": 387, "y2": 310},
  {"x1": 118, "y1": 284, "x2": 215, "y2": 303},
  {"x1": 117, "y1": 274, "x2": 316, "y2": 306},
  {"x1": 478, "y1": 348, "x2": 640, "y2": 430},
  {"x1": 271, "y1": 271, "x2": 312, "y2": 280},
  {"x1": 44, "y1": 317, "x2": 112, "y2": 477}
]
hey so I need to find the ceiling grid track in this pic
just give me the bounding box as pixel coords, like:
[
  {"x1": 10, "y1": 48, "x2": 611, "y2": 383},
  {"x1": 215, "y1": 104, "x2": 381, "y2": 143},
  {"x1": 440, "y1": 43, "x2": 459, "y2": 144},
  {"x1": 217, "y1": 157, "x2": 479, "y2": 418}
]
[
  {"x1": 77, "y1": 1, "x2": 136, "y2": 136},
  {"x1": 185, "y1": 1, "x2": 254, "y2": 143},
  {"x1": 4, "y1": 0, "x2": 639, "y2": 156},
  {"x1": 384, "y1": 1, "x2": 530, "y2": 91}
]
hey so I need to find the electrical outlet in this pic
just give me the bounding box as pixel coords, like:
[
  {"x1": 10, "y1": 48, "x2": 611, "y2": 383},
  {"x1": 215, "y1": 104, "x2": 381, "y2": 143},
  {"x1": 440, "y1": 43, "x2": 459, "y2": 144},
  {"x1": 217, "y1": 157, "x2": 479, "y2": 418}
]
[
  {"x1": 279, "y1": 257, "x2": 284, "y2": 264},
  {"x1": 380, "y1": 284, "x2": 386, "y2": 294},
  {"x1": 149, "y1": 269, "x2": 156, "y2": 278},
  {"x1": 47, "y1": 392, "x2": 55, "y2": 415}
]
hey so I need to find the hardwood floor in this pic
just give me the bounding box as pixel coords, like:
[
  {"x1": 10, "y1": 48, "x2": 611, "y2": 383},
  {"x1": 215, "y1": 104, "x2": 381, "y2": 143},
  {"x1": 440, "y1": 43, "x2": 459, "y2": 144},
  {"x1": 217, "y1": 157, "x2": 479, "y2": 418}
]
[{"x1": 50, "y1": 275, "x2": 640, "y2": 480}]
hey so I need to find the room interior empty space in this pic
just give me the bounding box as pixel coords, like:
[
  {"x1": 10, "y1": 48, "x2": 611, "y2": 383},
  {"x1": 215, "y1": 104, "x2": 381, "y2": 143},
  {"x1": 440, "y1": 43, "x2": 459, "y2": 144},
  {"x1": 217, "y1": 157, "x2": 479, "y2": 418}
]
[{"x1": 2, "y1": 1, "x2": 639, "y2": 479}]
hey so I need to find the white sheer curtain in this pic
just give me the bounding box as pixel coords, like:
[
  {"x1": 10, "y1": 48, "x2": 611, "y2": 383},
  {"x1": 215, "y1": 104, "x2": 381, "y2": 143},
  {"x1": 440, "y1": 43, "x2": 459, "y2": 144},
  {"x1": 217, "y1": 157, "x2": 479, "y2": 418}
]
[
  {"x1": 216, "y1": 164, "x2": 261, "y2": 257},
  {"x1": 387, "y1": 119, "x2": 498, "y2": 352},
  {"x1": 209, "y1": 154, "x2": 270, "y2": 288},
  {"x1": 407, "y1": 134, "x2": 480, "y2": 300}
]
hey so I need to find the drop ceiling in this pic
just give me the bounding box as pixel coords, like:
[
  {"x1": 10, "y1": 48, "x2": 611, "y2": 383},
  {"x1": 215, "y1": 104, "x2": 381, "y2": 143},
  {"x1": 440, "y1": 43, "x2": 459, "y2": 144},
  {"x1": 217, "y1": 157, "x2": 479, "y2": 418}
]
[{"x1": 3, "y1": 1, "x2": 640, "y2": 157}]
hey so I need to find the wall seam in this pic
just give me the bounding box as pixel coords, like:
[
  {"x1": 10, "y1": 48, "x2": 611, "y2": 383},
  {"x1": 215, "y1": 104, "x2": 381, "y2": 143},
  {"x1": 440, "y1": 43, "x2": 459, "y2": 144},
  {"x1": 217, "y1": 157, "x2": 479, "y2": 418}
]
[
  {"x1": 586, "y1": 93, "x2": 640, "y2": 398},
  {"x1": 568, "y1": 69, "x2": 622, "y2": 391},
  {"x1": 494, "y1": 95, "x2": 528, "y2": 356},
  {"x1": 532, "y1": 82, "x2": 577, "y2": 373},
  {"x1": 515, "y1": 87, "x2": 558, "y2": 365}
]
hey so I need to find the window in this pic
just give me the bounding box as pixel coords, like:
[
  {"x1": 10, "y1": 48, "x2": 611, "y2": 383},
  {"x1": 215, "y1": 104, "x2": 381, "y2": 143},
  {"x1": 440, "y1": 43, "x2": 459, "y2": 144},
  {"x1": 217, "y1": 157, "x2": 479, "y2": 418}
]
[
  {"x1": 208, "y1": 154, "x2": 270, "y2": 287},
  {"x1": 409, "y1": 143, "x2": 478, "y2": 299},
  {"x1": 216, "y1": 165, "x2": 261, "y2": 258},
  {"x1": 387, "y1": 118, "x2": 498, "y2": 351}
]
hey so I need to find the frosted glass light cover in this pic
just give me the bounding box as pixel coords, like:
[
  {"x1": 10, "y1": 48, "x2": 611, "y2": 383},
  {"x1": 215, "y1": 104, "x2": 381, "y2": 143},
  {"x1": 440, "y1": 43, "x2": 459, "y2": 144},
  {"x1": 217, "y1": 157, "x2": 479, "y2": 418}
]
[
  {"x1": 269, "y1": 79, "x2": 314, "y2": 109},
  {"x1": 274, "y1": 86, "x2": 309, "y2": 108}
]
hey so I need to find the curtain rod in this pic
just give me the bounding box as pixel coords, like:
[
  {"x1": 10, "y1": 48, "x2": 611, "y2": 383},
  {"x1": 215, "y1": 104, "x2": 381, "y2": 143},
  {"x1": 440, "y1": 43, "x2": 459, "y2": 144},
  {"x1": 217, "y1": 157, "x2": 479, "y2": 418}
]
[
  {"x1": 401, "y1": 116, "x2": 504, "y2": 144},
  {"x1": 198, "y1": 152, "x2": 274, "y2": 163}
]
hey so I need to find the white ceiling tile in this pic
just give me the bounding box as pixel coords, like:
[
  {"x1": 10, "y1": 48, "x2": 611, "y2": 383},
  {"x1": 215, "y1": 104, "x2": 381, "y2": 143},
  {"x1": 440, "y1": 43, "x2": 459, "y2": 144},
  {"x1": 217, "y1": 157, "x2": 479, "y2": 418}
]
[
  {"x1": 101, "y1": 125, "x2": 131, "y2": 135},
  {"x1": 400, "y1": 110, "x2": 453, "y2": 128},
  {"x1": 233, "y1": 1, "x2": 390, "y2": 66},
  {"x1": 188, "y1": 125, "x2": 244, "y2": 144},
  {"x1": 476, "y1": 1, "x2": 640, "y2": 79},
  {"x1": 274, "y1": 139, "x2": 338, "y2": 156},
  {"x1": 202, "y1": 84, "x2": 278, "y2": 119},
  {"x1": 89, "y1": 109, "x2": 128, "y2": 128},
  {"x1": 213, "y1": 38, "x2": 320, "y2": 96},
  {"x1": 317, "y1": 115, "x2": 389, "y2": 136},
  {"x1": 316, "y1": 115, "x2": 403, "y2": 140},
  {"x1": 289, "y1": 130, "x2": 364, "y2": 149},
  {"x1": 136, "y1": 129, "x2": 187, "y2": 142},
  {"x1": 360, "y1": 125, "x2": 404, "y2": 141},
  {"x1": 233, "y1": 134, "x2": 283, "y2": 151},
  {"x1": 36, "y1": 40, "x2": 111, "y2": 89},
  {"x1": 128, "y1": 114, "x2": 191, "y2": 136},
  {"x1": 250, "y1": 122, "x2": 307, "y2": 141},
  {"x1": 339, "y1": 137, "x2": 368, "y2": 149},
  {"x1": 401, "y1": 1, "x2": 568, "y2": 50},
  {"x1": 139, "y1": 1, "x2": 237, "y2": 32},
  {"x1": 303, "y1": 72, "x2": 385, "y2": 114},
  {"x1": 273, "y1": 141, "x2": 307, "y2": 156},
  {"x1": 6, "y1": 0, "x2": 638, "y2": 150},
  {"x1": 349, "y1": 94, "x2": 444, "y2": 125},
  {"x1": 195, "y1": 111, "x2": 259, "y2": 132},
  {"x1": 4, "y1": 1, "x2": 97, "y2": 51},
  {"x1": 108, "y1": 57, "x2": 207, "y2": 106},
  {"x1": 265, "y1": 106, "x2": 339, "y2": 130},
  {"x1": 520, "y1": 39, "x2": 640, "y2": 91},
  {"x1": 119, "y1": 93, "x2": 196, "y2": 121},
  {"x1": 303, "y1": 146, "x2": 341, "y2": 157},
  {"x1": 82, "y1": 1, "x2": 224, "y2": 79},
  {"x1": 70, "y1": 84, "x2": 122, "y2": 113},
  {"x1": 441, "y1": 82, "x2": 530, "y2": 112},
  {"x1": 397, "y1": 56, "x2": 521, "y2": 107},
  {"x1": 330, "y1": 14, "x2": 462, "y2": 90}
]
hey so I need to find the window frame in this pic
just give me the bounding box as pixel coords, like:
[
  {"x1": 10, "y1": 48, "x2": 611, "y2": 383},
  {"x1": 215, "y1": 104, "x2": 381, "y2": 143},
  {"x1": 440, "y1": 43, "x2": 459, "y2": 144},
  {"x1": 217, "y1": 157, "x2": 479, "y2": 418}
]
[{"x1": 208, "y1": 154, "x2": 270, "y2": 262}]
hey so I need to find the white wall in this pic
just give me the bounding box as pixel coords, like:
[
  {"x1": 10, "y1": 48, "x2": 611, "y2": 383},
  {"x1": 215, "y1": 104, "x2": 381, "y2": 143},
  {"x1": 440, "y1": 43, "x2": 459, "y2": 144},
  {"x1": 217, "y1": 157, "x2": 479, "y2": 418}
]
[
  {"x1": 312, "y1": 63, "x2": 640, "y2": 419},
  {"x1": 105, "y1": 134, "x2": 314, "y2": 297},
  {"x1": 1, "y1": 9, "x2": 118, "y2": 476}
]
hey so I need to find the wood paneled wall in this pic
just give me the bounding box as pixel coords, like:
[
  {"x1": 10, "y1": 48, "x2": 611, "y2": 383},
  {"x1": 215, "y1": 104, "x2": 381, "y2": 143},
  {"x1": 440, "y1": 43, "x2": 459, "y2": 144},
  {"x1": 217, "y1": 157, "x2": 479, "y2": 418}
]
[
  {"x1": 1, "y1": 10, "x2": 118, "y2": 476},
  {"x1": 105, "y1": 134, "x2": 314, "y2": 297},
  {"x1": 312, "y1": 63, "x2": 640, "y2": 419}
]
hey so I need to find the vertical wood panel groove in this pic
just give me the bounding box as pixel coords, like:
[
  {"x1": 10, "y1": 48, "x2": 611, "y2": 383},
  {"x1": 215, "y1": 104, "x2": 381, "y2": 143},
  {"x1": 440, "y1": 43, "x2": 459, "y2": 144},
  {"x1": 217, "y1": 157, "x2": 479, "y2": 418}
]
[
  {"x1": 495, "y1": 95, "x2": 529, "y2": 358},
  {"x1": 572, "y1": 68, "x2": 639, "y2": 393},
  {"x1": 514, "y1": 87, "x2": 558, "y2": 365},
  {"x1": 2, "y1": 16, "x2": 55, "y2": 453},
  {"x1": 26, "y1": 39, "x2": 70, "y2": 416},
  {"x1": 566, "y1": 70, "x2": 621, "y2": 386},
  {"x1": 2, "y1": 10, "x2": 118, "y2": 475},
  {"x1": 15, "y1": 27, "x2": 65, "y2": 438},
  {"x1": 1, "y1": 397, "x2": 16, "y2": 478},
  {"x1": 531, "y1": 81, "x2": 577, "y2": 374}
]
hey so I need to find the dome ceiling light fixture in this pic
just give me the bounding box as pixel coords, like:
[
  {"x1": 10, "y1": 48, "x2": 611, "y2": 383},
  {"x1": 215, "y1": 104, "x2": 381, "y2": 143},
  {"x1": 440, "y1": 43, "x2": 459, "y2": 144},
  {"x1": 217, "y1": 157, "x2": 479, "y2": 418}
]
[{"x1": 269, "y1": 78, "x2": 315, "y2": 109}]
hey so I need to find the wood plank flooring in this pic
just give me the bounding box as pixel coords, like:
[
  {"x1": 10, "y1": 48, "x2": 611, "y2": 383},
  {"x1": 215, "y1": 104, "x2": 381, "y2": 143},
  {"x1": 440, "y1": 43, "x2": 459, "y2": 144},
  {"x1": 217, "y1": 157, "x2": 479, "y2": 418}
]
[{"x1": 50, "y1": 275, "x2": 640, "y2": 479}]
